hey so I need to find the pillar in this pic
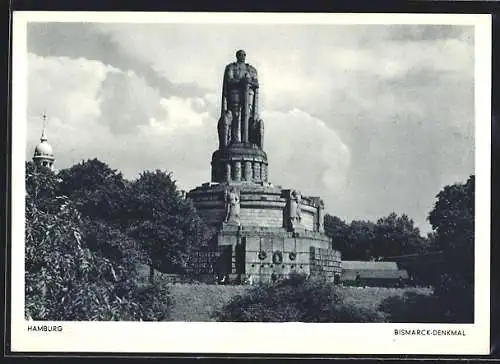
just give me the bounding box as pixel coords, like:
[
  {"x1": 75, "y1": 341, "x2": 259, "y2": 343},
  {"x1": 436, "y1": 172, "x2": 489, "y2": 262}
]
[
  {"x1": 244, "y1": 161, "x2": 253, "y2": 181},
  {"x1": 260, "y1": 163, "x2": 267, "y2": 182},
  {"x1": 234, "y1": 161, "x2": 242, "y2": 181},
  {"x1": 253, "y1": 162, "x2": 261, "y2": 181}
]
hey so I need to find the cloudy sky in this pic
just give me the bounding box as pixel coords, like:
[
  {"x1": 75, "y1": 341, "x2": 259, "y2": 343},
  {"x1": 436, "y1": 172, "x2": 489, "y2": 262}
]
[{"x1": 25, "y1": 21, "x2": 475, "y2": 233}]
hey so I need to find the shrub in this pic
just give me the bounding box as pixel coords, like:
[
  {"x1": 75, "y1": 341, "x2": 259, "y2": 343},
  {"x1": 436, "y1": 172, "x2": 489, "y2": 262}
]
[
  {"x1": 214, "y1": 273, "x2": 384, "y2": 322},
  {"x1": 25, "y1": 188, "x2": 171, "y2": 321},
  {"x1": 378, "y1": 291, "x2": 442, "y2": 323}
]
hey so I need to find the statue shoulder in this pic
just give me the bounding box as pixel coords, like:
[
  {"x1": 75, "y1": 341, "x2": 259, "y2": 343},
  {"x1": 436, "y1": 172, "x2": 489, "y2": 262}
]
[
  {"x1": 246, "y1": 63, "x2": 258, "y2": 74},
  {"x1": 225, "y1": 62, "x2": 238, "y2": 71}
]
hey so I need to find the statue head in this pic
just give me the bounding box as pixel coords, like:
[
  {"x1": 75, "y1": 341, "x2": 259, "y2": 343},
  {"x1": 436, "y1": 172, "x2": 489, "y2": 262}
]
[{"x1": 236, "y1": 49, "x2": 246, "y2": 63}]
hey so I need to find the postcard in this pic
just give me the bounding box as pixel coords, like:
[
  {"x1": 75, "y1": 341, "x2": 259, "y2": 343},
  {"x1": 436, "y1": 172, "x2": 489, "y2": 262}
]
[{"x1": 10, "y1": 11, "x2": 491, "y2": 355}]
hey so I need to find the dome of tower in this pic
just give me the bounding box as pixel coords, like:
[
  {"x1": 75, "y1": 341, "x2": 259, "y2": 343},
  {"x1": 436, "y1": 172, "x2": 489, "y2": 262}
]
[
  {"x1": 34, "y1": 140, "x2": 54, "y2": 157},
  {"x1": 33, "y1": 129, "x2": 55, "y2": 163}
]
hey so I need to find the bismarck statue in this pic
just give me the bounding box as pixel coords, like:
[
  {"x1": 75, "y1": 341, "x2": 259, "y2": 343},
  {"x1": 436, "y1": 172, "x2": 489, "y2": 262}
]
[
  {"x1": 212, "y1": 50, "x2": 268, "y2": 183},
  {"x1": 218, "y1": 50, "x2": 264, "y2": 149}
]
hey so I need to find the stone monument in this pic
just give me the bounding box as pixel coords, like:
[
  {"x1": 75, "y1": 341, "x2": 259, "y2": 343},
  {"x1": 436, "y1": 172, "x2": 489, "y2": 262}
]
[{"x1": 187, "y1": 50, "x2": 341, "y2": 283}]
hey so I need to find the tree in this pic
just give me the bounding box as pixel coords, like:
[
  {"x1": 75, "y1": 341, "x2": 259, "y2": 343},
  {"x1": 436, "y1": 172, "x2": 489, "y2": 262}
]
[
  {"x1": 324, "y1": 215, "x2": 376, "y2": 260},
  {"x1": 127, "y1": 170, "x2": 210, "y2": 274},
  {"x1": 373, "y1": 213, "x2": 427, "y2": 258},
  {"x1": 325, "y1": 212, "x2": 428, "y2": 260},
  {"x1": 427, "y1": 175, "x2": 474, "y2": 322},
  {"x1": 324, "y1": 214, "x2": 350, "y2": 253},
  {"x1": 25, "y1": 167, "x2": 170, "y2": 321},
  {"x1": 25, "y1": 161, "x2": 59, "y2": 213},
  {"x1": 57, "y1": 158, "x2": 145, "y2": 271},
  {"x1": 346, "y1": 220, "x2": 377, "y2": 260},
  {"x1": 57, "y1": 158, "x2": 129, "y2": 222}
]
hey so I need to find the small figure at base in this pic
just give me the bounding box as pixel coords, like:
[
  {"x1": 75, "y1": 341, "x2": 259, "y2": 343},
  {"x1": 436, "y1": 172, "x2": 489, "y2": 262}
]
[{"x1": 271, "y1": 271, "x2": 277, "y2": 284}]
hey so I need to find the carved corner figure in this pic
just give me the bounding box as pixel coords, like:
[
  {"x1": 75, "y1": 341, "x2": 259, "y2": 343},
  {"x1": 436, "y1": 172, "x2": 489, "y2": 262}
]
[
  {"x1": 217, "y1": 110, "x2": 232, "y2": 149},
  {"x1": 224, "y1": 187, "x2": 241, "y2": 225},
  {"x1": 288, "y1": 190, "x2": 302, "y2": 231},
  {"x1": 316, "y1": 199, "x2": 325, "y2": 233},
  {"x1": 221, "y1": 50, "x2": 261, "y2": 146},
  {"x1": 250, "y1": 117, "x2": 264, "y2": 149}
]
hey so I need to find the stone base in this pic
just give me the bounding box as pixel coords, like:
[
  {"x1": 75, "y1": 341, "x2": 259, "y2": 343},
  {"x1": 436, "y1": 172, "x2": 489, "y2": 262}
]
[
  {"x1": 215, "y1": 224, "x2": 338, "y2": 283},
  {"x1": 187, "y1": 181, "x2": 340, "y2": 284}
]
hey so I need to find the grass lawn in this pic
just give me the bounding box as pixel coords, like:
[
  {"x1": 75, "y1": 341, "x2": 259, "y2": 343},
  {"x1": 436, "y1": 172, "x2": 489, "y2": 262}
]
[
  {"x1": 165, "y1": 283, "x2": 433, "y2": 322},
  {"x1": 166, "y1": 284, "x2": 250, "y2": 321},
  {"x1": 339, "y1": 286, "x2": 433, "y2": 314}
]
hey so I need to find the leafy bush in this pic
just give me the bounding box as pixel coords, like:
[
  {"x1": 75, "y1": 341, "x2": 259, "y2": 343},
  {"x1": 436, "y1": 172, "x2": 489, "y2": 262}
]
[
  {"x1": 83, "y1": 218, "x2": 146, "y2": 273},
  {"x1": 25, "y1": 165, "x2": 171, "y2": 321},
  {"x1": 378, "y1": 291, "x2": 442, "y2": 323},
  {"x1": 214, "y1": 273, "x2": 384, "y2": 322}
]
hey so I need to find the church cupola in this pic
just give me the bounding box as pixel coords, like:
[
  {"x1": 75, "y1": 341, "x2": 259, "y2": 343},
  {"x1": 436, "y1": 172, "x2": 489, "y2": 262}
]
[{"x1": 32, "y1": 112, "x2": 55, "y2": 170}]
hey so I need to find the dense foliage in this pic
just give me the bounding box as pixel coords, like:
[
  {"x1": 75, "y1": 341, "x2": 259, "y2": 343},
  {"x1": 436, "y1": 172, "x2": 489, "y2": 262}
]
[
  {"x1": 378, "y1": 291, "x2": 442, "y2": 323},
  {"x1": 428, "y1": 175, "x2": 475, "y2": 322},
  {"x1": 324, "y1": 212, "x2": 428, "y2": 260},
  {"x1": 57, "y1": 158, "x2": 129, "y2": 222},
  {"x1": 214, "y1": 273, "x2": 384, "y2": 322},
  {"x1": 127, "y1": 170, "x2": 211, "y2": 274},
  {"x1": 25, "y1": 163, "x2": 170, "y2": 320},
  {"x1": 56, "y1": 160, "x2": 211, "y2": 274},
  {"x1": 24, "y1": 159, "x2": 209, "y2": 320},
  {"x1": 56, "y1": 159, "x2": 145, "y2": 273}
]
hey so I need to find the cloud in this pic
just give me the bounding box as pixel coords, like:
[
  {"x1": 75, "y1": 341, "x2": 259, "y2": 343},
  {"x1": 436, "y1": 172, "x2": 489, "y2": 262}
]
[
  {"x1": 264, "y1": 109, "x2": 350, "y2": 196},
  {"x1": 27, "y1": 22, "x2": 208, "y2": 99},
  {"x1": 386, "y1": 24, "x2": 474, "y2": 43},
  {"x1": 27, "y1": 53, "x2": 115, "y2": 143},
  {"x1": 97, "y1": 70, "x2": 166, "y2": 134}
]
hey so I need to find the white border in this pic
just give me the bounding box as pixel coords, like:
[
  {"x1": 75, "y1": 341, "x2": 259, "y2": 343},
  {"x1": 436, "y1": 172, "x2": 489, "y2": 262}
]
[{"x1": 11, "y1": 12, "x2": 491, "y2": 355}]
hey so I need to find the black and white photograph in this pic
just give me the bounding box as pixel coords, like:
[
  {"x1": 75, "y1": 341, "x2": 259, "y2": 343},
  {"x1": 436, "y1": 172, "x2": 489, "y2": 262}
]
[{"x1": 11, "y1": 12, "x2": 491, "y2": 354}]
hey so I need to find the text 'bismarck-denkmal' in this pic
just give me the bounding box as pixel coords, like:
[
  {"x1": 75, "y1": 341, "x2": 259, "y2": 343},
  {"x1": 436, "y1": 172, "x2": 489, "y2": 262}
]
[{"x1": 394, "y1": 329, "x2": 466, "y2": 336}]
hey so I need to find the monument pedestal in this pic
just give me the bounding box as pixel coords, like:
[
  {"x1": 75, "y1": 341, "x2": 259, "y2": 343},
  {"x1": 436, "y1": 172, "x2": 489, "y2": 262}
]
[{"x1": 187, "y1": 181, "x2": 340, "y2": 283}]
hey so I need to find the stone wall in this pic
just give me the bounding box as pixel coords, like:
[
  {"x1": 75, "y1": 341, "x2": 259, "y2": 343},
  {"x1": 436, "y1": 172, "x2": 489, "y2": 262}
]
[
  {"x1": 309, "y1": 247, "x2": 342, "y2": 280},
  {"x1": 185, "y1": 245, "x2": 232, "y2": 275},
  {"x1": 245, "y1": 234, "x2": 313, "y2": 281}
]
